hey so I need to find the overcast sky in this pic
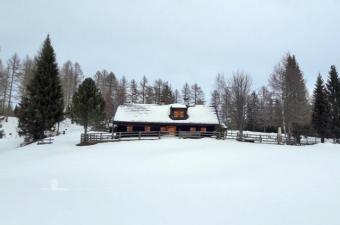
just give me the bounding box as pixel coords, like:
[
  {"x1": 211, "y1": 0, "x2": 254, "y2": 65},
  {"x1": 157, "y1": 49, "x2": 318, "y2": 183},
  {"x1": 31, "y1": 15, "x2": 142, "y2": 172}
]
[{"x1": 1, "y1": 0, "x2": 340, "y2": 94}]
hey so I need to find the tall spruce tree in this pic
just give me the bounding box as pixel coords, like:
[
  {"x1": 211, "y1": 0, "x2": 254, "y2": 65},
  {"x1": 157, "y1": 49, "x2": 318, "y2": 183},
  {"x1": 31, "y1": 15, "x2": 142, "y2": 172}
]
[
  {"x1": 282, "y1": 55, "x2": 309, "y2": 143},
  {"x1": 160, "y1": 82, "x2": 175, "y2": 104},
  {"x1": 71, "y1": 78, "x2": 105, "y2": 135},
  {"x1": 312, "y1": 74, "x2": 331, "y2": 143},
  {"x1": 326, "y1": 65, "x2": 340, "y2": 141},
  {"x1": 17, "y1": 35, "x2": 64, "y2": 141}
]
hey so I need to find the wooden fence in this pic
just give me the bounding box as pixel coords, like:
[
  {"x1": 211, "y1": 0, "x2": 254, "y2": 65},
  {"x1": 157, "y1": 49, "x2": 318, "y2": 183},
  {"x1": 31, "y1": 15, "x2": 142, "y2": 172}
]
[
  {"x1": 80, "y1": 131, "x2": 224, "y2": 144},
  {"x1": 225, "y1": 130, "x2": 320, "y2": 145},
  {"x1": 80, "y1": 130, "x2": 320, "y2": 145}
]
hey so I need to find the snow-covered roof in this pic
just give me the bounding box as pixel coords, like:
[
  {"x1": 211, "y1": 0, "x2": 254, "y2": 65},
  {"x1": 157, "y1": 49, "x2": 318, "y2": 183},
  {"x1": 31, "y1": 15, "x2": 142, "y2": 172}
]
[
  {"x1": 169, "y1": 103, "x2": 187, "y2": 108},
  {"x1": 113, "y1": 104, "x2": 219, "y2": 125}
]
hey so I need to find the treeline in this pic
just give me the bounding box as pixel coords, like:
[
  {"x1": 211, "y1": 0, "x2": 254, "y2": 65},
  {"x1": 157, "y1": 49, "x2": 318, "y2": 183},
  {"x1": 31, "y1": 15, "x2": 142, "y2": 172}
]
[
  {"x1": 0, "y1": 35, "x2": 206, "y2": 141},
  {"x1": 0, "y1": 43, "x2": 206, "y2": 125},
  {"x1": 1, "y1": 35, "x2": 339, "y2": 144},
  {"x1": 92, "y1": 72, "x2": 205, "y2": 125},
  {"x1": 0, "y1": 51, "x2": 84, "y2": 119},
  {"x1": 211, "y1": 54, "x2": 340, "y2": 144}
]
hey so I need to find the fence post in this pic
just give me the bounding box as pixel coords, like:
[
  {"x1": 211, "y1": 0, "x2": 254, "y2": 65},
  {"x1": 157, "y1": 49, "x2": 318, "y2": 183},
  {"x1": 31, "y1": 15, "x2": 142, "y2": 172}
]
[
  {"x1": 119, "y1": 132, "x2": 121, "y2": 140},
  {"x1": 139, "y1": 131, "x2": 141, "y2": 140},
  {"x1": 158, "y1": 131, "x2": 161, "y2": 139}
]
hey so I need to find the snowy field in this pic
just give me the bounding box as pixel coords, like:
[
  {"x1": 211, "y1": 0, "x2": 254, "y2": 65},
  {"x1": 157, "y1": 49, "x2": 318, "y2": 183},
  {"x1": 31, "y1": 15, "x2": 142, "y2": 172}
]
[{"x1": 0, "y1": 118, "x2": 340, "y2": 225}]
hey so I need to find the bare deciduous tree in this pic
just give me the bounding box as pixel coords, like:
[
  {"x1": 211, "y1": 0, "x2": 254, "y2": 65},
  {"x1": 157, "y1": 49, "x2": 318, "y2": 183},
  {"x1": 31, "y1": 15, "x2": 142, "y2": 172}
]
[
  {"x1": 230, "y1": 71, "x2": 252, "y2": 136},
  {"x1": 60, "y1": 61, "x2": 84, "y2": 110},
  {"x1": 211, "y1": 73, "x2": 231, "y2": 126},
  {"x1": 181, "y1": 82, "x2": 191, "y2": 105},
  {"x1": 154, "y1": 79, "x2": 163, "y2": 104},
  {"x1": 139, "y1": 76, "x2": 148, "y2": 104},
  {"x1": 269, "y1": 54, "x2": 310, "y2": 143},
  {"x1": 191, "y1": 83, "x2": 205, "y2": 105},
  {"x1": 129, "y1": 79, "x2": 138, "y2": 103},
  {"x1": 117, "y1": 76, "x2": 127, "y2": 105},
  {"x1": 6, "y1": 53, "x2": 21, "y2": 120},
  {"x1": 0, "y1": 58, "x2": 8, "y2": 115},
  {"x1": 19, "y1": 56, "x2": 35, "y2": 97}
]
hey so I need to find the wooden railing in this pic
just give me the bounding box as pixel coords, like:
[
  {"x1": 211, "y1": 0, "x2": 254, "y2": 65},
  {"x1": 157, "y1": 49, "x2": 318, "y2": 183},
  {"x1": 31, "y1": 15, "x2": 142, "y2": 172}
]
[
  {"x1": 80, "y1": 130, "x2": 320, "y2": 145},
  {"x1": 225, "y1": 130, "x2": 320, "y2": 145},
  {"x1": 80, "y1": 131, "x2": 224, "y2": 144}
]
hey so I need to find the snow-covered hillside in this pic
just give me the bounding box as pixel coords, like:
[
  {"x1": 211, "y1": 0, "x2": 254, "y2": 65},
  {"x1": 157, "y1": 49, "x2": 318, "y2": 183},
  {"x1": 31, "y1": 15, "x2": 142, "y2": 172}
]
[
  {"x1": 0, "y1": 117, "x2": 23, "y2": 151},
  {"x1": 0, "y1": 117, "x2": 82, "y2": 152},
  {"x1": 0, "y1": 124, "x2": 339, "y2": 225}
]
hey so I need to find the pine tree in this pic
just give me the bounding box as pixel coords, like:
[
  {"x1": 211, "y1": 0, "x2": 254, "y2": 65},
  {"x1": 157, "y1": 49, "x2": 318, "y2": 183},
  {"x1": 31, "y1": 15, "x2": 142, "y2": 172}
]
[
  {"x1": 17, "y1": 35, "x2": 64, "y2": 141},
  {"x1": 326, "y1": 65, "x2": 340, "y2": 141},
  {"x1": 278, "y1": 54, "x2": 309, "y2": 144},
  {"x1": 312, "y1": 74, "x2": 331, "y2": 143},
  {"x1": 160, "y1": 82, "x2": 175, "y2": 104},
  {"x1": 71, "y1": 78, "x2": 105, "y2": 135},
  {"x1": 145, "y1": 85, "x2": 155, "y2": 104}
]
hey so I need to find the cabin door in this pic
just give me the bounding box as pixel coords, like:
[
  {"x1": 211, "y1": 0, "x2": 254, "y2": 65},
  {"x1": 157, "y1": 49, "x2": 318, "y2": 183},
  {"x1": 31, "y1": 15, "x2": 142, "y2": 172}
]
[{"x1": 167, "y1": 126, "x2": 177, "y2": 135}]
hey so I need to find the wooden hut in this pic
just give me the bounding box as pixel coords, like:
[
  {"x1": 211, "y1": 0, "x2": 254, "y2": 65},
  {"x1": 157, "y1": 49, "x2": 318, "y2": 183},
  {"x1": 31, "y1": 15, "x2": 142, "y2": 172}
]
[{"x1": 112, "y1": 104, "x2": 220, "y2": 134}]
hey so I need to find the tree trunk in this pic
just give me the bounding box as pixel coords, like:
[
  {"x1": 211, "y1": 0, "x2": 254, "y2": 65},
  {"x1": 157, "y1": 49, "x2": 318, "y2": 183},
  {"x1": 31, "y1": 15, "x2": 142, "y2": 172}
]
[
  {"x1": 57, "y1": 122, "x2": 60, "y2": 135},
  {"x1": 84, "y1": 123, "x2": 88, "y2": 135},
  {"x1": 84, "y1": 123, "x2": 88, "y2": 143},
  {"x1": 6, "y1": 68, "x2": 15, "y2": 120}
]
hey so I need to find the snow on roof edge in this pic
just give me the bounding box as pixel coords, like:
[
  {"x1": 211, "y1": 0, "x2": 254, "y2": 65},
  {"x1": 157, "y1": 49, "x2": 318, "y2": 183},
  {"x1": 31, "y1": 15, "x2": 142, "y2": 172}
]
[{"x1": 113, "y1": 104, "x2": 219, "y2": 125}]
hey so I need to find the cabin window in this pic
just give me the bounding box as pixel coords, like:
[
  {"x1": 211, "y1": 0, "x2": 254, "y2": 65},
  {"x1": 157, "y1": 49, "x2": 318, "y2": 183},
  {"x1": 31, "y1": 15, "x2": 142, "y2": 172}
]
[
  {"x1": 200, "y1": 127, "x2": 207, "y2": 133},
  {"x1": 145, "y1": 126, "x2": 151, "y2": 132},
  {"x1": 127, "y1": 125, "x2": 133, "y2": 132},
  {"x1": 190, "y1": 127, "x2": 196, "y2": 133},
  {"x1": 160, "y1": 127, "x2": 167, "y2": 132},
  {"x1": 173, "y1": 110, "x2": 185, "y2": 119},
  {"x1": 167, "y1": 126, "x2": 176, "y2": 135}
]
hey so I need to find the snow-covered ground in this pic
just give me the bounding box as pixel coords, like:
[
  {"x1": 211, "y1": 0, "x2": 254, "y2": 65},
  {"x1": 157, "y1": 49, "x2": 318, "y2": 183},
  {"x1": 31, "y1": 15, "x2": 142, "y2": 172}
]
[
  {"x1": 0, "y1": 117, "x2": 23, "y2": 151},
  {"x1": 0, "y1": 118, "x2": 340, "y2": 225}
]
